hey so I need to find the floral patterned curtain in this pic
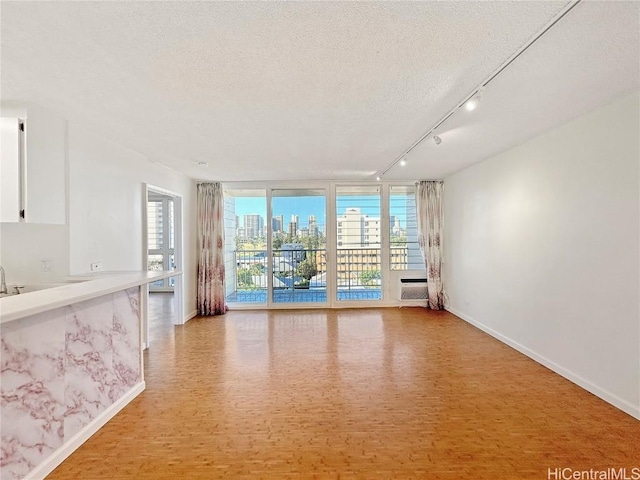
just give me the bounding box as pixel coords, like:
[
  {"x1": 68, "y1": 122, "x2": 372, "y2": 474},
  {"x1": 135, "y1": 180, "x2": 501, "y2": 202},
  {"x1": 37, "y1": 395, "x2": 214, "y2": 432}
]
[
  {"x1": 416, "y1": 180, "x2": 445, "y2": 310},
  {"x1": 197, "y1": 182, "x2": 227, "y2": 315}
]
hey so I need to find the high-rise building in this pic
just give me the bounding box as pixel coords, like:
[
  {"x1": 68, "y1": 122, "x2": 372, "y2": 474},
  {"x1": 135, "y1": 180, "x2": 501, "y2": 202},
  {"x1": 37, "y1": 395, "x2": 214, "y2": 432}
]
[
  {"x1": 308, "y1": 215, "x2": 319, "y2": 237},
  {"x1": 244, "y1": 214, "x2": 264, "y2": 239},
  {"x1": 288, "y1": 214, "x2": 298, "y2": 237},
  {"x1": 272, "y1": 215, "x2": 283, "y2": 232},
  {"x1": 390, "y1": 215, "x2": 402, "y2": 235}
]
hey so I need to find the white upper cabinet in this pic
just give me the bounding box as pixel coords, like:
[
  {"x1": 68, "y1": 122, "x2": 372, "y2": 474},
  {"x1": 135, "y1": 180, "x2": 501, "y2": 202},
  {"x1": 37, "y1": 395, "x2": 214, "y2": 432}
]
[
  {"x1": 25, "y1": 107, "x2": 67, "y2": 224},
  {"x1": 0, "y1": 117, "x2": 22, "y2": 222},
  {"x1": 1, "y1": 106, "x2": 67, "y2": 224}
]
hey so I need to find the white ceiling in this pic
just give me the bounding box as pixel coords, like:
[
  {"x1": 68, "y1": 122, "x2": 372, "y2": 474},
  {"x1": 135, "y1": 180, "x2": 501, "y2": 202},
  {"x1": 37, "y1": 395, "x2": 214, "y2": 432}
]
[{"x1": 1, "y1": 1, "x2": 638, "y2": 182}]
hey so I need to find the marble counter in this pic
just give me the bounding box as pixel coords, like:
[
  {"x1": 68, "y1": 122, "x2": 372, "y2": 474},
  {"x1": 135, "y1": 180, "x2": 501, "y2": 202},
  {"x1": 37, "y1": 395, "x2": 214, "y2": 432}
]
[
  {"x1": 1, "y1": 270, "x2": 179, "y2": 324},
  {"x1": 0, "y1": 271, "x2": 179, "y2": 480}
]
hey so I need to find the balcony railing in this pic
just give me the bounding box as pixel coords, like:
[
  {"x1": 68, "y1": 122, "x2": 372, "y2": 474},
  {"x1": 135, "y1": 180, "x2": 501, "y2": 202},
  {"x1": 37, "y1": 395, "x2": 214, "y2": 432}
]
[
  {"x1": 233, "y1": 248, "x2": 327, "y2": 291},
  {"x1": 228, "y1": 246, "x2": 413, "y2": 303}
]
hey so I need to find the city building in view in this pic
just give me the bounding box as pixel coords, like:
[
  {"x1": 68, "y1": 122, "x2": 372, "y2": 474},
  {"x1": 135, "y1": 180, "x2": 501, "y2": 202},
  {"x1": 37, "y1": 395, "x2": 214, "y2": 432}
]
[
  {"x1": 272, "y1": 215, "x2": 284, "y2": 233},
  {"x1": 337, "y1": 208, "x2": 381, "y2": 247},
  {"x1": 231, "y1": 203, "x2": 417, "y2": 294},
  {"x1": 288, "y1": 214, "x2": 298, "y2": 237},
  {"x1": 244, "y1": 214, "x2": 264, "y2": 239}
]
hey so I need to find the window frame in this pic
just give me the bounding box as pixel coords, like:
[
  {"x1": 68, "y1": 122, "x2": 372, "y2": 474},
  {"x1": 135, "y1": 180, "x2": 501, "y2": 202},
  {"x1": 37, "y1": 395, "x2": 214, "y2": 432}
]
[{"x1": 222, "y1": 181, "x2": 424, "y2": 308}]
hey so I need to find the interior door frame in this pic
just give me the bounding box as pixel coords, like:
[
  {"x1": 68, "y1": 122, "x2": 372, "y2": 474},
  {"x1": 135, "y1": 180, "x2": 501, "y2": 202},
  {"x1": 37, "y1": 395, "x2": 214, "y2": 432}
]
[{"x1": 141, "y1": 183, "x2": 184, "y2": 349}]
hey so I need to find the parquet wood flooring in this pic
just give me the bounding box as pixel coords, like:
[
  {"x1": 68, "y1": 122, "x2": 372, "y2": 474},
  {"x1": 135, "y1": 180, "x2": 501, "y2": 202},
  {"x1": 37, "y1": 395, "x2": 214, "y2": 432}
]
[{"x1": 46, "y1": 307, "x2": 640, "y2": 479}]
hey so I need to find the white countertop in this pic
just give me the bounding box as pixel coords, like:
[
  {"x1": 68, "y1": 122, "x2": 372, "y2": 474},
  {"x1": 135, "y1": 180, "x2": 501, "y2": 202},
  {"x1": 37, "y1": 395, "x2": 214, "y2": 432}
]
[{"x1": 0, "y1": 270, "x2": 181, "y2": 324}]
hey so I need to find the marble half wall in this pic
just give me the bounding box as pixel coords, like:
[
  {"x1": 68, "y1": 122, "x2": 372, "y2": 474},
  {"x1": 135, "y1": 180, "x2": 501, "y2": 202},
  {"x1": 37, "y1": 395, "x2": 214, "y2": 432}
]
[{"x1": 1, "y1": 287, "x2": 141, "y2": 480}]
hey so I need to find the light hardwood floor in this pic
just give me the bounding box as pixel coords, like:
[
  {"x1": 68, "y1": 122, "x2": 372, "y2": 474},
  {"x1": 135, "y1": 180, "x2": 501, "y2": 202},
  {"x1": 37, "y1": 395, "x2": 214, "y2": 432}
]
[{"x1": 47, "y1": 304, "x2": 640, "y2": 479}]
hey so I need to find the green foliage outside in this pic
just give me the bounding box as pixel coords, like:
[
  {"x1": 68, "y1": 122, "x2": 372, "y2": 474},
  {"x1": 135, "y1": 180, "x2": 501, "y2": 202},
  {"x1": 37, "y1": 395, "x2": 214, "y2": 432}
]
[
  {"x1": 248, "y1": 263, "x2": 264, "y2": 275},
  {"x1": 237, "y1": 263, "x2": 265, "y2": 291},
  {"x1": 359, "y1": 269, "x2": 381, "y2": 286},
  {"x1": 296, "y1": 256, "x2": 318, "y2": 286},
  {"x1": 390, "y1": 233, "x2": 407, "y2": 245},
  {"x1": 237, "y1": 269, "x2": 254, "y2": 289},
  {"x1": 237, "y1": 232, "x2": 326, "y2": 252}
]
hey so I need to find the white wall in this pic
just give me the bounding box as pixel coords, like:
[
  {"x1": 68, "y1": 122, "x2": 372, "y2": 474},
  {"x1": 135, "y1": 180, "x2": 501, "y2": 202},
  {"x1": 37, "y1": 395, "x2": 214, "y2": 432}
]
[
  {"x1": 443, "y1": 92, "x2": 640, "y2": 418},
  {"x1": 0, "y1": 223, "x2": 69, "y2": 283},
  {"x1": 68, "y1": 124, "x2": 198, "y2": 320}
]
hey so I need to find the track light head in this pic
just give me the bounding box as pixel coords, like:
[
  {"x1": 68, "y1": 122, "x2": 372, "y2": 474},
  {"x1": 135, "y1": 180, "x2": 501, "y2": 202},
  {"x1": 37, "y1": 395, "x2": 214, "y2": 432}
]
[
  {"x1": 433, "y1": 135, "x2": 442, "y2": 145},
  {"x1": 464, "y1": 88, "x2": 483, "y2": 112},
  {"x1": 464, "y1": 98, "x2": 478, "y2": 111},
  {"x1": 399, "y1": 156, "x2": 407, "y2": 166},
  {"x1": 376, "y1": 175, "x2": 381, "y2": 181}
]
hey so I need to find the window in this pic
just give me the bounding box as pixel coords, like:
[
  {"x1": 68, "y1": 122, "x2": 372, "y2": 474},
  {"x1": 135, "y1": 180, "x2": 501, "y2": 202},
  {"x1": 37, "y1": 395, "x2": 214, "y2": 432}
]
[
  {"x1": 336, "y1": 186, "x2": 382, "y2": 300},
  {"x1": 223, "y1": 189, "x2": 267, "y2": 304},
  {"x1": 389, "y1": 185, "x2": 423, "y2": 270},
  {"x1": 223, "y1": 182, "x2": 420, "y2": 307},
  {"x1": 147, "y1": 194, "x2": 175, "y2": 290}
]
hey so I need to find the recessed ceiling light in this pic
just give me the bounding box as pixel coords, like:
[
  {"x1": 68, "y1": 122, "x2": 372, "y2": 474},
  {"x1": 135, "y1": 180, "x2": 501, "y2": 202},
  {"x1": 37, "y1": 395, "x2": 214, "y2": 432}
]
[{"x1": 196, "y1": 161, "x2": 209, "y2": 167}]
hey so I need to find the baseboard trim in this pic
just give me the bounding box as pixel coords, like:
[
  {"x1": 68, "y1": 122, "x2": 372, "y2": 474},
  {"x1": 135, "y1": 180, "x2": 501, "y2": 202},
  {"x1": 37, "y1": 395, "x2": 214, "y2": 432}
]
[
  {"x1": 185, "y1": 309, "x2": 198, "y2": 323},
  {"x1": 26, "y1": 381, "x2": 146, "y2": 480},
  {"x1": 446, "y1": 306, "x2": 640, "y2": 421}
]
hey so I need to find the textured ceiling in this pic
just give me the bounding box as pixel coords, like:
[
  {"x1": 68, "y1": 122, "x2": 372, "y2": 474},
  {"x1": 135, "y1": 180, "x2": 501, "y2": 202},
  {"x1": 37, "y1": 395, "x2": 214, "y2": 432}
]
[{"x1": 1, "y1": 1, "x2": 638, "y2": 182}]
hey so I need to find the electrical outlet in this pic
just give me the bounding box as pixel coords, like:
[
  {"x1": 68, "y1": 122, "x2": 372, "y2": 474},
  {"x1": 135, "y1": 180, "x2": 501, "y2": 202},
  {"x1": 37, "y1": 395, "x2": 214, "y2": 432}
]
[
  {"x1": 90, "y1": 262, "x2": 103, "y2": 272},
  {"x1": 40, "y1": 259, "x2": 52, "y2": 272}
]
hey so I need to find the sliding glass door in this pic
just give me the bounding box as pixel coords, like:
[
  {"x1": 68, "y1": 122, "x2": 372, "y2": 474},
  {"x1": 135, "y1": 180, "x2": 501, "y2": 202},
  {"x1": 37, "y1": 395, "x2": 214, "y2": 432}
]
[
  {"x1": 271, "y1": 189, "x2": 327, "y2": 304},
  {"x1": 224, "y1": 187, "x2": 327, "y2": 306}
]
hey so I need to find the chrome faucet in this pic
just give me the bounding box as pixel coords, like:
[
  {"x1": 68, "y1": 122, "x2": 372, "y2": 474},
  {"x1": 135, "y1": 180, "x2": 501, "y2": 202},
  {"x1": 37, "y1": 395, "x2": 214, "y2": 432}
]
[{"x1": 0, "y1": 266, "x2": 7, "y2": 294}]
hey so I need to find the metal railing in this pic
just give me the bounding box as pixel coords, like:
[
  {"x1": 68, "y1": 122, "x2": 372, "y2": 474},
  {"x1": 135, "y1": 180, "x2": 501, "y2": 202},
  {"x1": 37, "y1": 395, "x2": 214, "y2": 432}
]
[
  {"x1": 231, "y1": 246, "x2": 415, "y2": 294},
  {"x1": 234, "y1": 248, "x2": 326, "y2": 291}
]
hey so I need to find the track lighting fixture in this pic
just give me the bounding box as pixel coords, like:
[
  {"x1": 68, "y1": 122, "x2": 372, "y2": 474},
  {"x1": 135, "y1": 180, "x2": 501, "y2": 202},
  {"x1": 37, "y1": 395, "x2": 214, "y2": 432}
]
[{"x1": 373, "y1": 0, "x2": 581, "y2": 181}]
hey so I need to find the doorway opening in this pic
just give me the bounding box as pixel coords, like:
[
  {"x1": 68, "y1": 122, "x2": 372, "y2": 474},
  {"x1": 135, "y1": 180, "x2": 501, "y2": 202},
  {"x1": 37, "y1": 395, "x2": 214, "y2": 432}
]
[{"x1": 143, "y1": 184, "x2": 184, "y2": 349}]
